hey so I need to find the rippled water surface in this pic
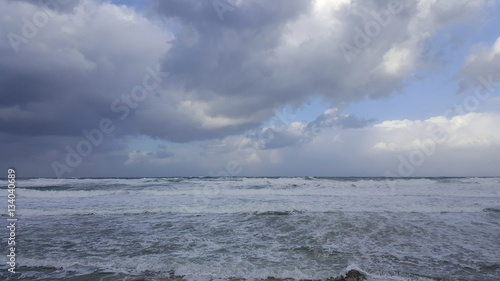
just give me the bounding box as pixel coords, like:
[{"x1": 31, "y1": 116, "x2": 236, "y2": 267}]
[{"x1": 1, "y1": 177, "x2": 499, "y2": 280}]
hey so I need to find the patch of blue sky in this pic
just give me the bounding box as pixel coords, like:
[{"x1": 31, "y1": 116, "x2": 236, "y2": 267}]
[{"x1": 345, "y1": 13, "x2": 500, "y2": 123}]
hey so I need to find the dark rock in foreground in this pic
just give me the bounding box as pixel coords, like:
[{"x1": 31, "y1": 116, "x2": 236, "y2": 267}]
[{"x1": 324, "y1": 269, "x2": 367, "y2": 281}]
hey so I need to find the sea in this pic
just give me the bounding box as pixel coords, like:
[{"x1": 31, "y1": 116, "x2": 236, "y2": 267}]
[{"x1": 1, "y1": 177, "x2": 499, "y2": 281}]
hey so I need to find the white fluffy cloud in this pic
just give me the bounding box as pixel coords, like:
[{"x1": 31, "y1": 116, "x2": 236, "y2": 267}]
[
  {"x1": 122, "y1": 112, "x2": 500, "y2": 177},
  {"x1": 373, "y1": 113, "x2": 500, "y2": 151},
  {"x1": 246, "y1": 112, "x2": 500, "y2": 176}
]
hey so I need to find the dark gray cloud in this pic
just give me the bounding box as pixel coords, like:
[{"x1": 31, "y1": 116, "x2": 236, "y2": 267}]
[
  {"x1": 0, "y1": 0, "x2": 480, "y2": 142},
  {"x1": 0, "y1": 131, "x2": 128, "y2": 177},
  {"x1": 156, "y1": 150, "x2": 173, "y2": 158},
  {"x1": 0, "y1": 0, "x2": 171, "y2": 138},
  {"x1": 136, "y1": 0, "x2": 483, "y2": 142},
  {"x1": 0, "y1": 0, "x2": 494, "y2": 177}
]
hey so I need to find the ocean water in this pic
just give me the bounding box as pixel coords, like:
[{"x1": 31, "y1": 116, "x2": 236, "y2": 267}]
[{"x1": 1, "y1": 177, "x2": 500, "y2": 281}]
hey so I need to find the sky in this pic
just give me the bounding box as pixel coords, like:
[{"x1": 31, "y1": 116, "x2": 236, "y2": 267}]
[{"x1": 1, "y1": 0, "x2": 500, "y2": 178}]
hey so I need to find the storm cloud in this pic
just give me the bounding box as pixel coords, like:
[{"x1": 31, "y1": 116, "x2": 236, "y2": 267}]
[{"x1": 0, "y1": 0, "x2": 498, "y2": 177}]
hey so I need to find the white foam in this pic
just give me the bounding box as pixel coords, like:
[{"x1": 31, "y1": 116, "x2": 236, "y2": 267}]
[
  {"x1": 16, "y1": 177, "x2": 183, "y2": 189},
  {"x1": 17, "y1": 257, "x2": 441, "y2": 281},
  {"x1": 8, "y1": 177, "x2": 500, "y2": 281},
  {"x1": 16, "y1": 188, "x2": 127, "y2": 198},
  {"x1": 7, "y1": 177, "x2": 499, "y2": 216}
]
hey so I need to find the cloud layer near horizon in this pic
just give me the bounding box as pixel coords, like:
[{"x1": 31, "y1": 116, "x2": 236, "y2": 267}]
[{"x1": 1, "y1": 0, "x2": 499, "y2": 177}]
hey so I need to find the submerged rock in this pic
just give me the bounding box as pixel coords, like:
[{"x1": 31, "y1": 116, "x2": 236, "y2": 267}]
[{"x1": 325, "y1": 269, "x2": 367, "y2": 281}]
